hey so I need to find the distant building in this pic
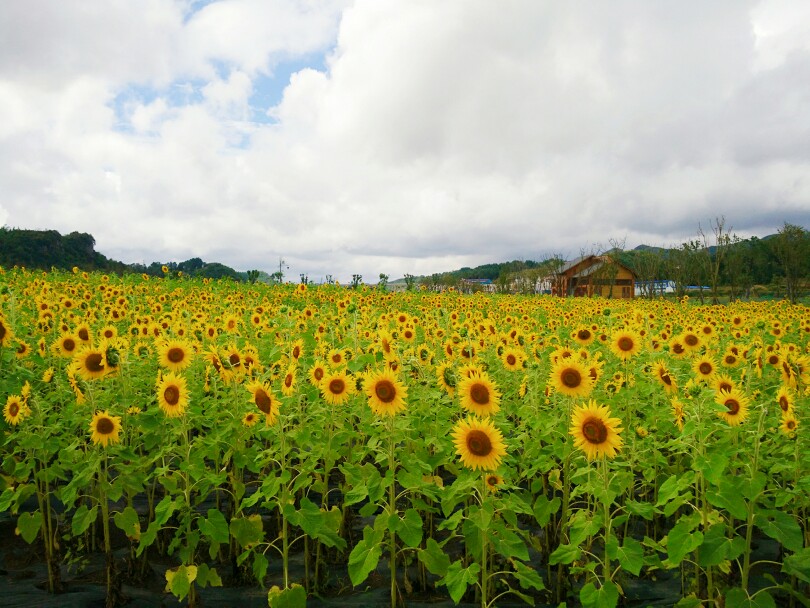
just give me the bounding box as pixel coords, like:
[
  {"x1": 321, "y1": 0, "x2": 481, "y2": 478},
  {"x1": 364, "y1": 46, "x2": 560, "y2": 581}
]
[
  {"x1": 548, "y1": 255, "x2": 636, "y2": 299},
  {"x1": 460, "y1": 278, "x2": 496, "y2": 293},
  {"x1": 635, "y1": 279, "x2": 676, "y2": 297}
]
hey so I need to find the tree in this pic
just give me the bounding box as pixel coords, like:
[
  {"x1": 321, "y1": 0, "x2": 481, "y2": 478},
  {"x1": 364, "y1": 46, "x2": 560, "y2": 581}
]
[
  {"x1": 246, "y1": 269, "x2": 261, "y2": 284},
  {"x1": 350, "y1": 274, "x2": 363, "y2": 289},
  {"x1": 404, "y1": 273, "x2": 416, "y2": 291},
  {"x1": 770, "y1": 222, "x2": 810, "y2": 303},
  {"x1": 698, "y1": 216, "x2": 732, "y2": 304},
  {"x1": 377, "y1": 273, "x2": 389, "y2": 292},
  {"x1": 631, "y1": 249, "x2": 664, "y2": 299}
]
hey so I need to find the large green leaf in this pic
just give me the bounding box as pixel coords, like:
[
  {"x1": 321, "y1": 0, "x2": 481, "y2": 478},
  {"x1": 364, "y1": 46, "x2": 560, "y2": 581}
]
[
  {"x1": 606, "y1": 534, "x2": 643, "y2": 576},
  {"x1": 113, "y1": 506, "x2": 141, "y2": 541},
  {"x1": 347, "y1": 525, "x2": 384, "y2": 586},
  {"x1": 417, "y1": 538, "x2": 450, "y2": 577},
  {"x1": 268, "y1": 584, "x2": 307, "y2": 608},
  {"x1": 579, "y1": 580, "x2": 619, "y2": 608},
  {"x1": 755, "y1": 509, "x2": 804, "y2": 553},
  {"x1": 229, "y1": 514, "x2": 264, "y2": 548},
  {"x1": 71, "y1": 503, "x2": 98, "y2": 536},
  {"x1": 438, "y1": 559, "x2": 480, "y2": 604},
  {"x1": 549, "y1": 543, "x2": 581, "y2": 566},
  {"x1": 17, "y1": 511, "x2": 42, "y2": 544},
  {"x1": 397, "y1": 508, "x2": 423, "y2": 548}
]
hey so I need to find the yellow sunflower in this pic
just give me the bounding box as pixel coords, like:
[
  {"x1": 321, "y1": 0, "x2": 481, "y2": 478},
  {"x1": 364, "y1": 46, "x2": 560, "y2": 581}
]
[
  {"x1": 242, "y1": 412, "x2": 259, "y2": 428},
  {"x1": 53, "y1": 333, "x2": 80, "y2": 358},
  {"x1": 653, "y1": 361, "x2": 677, "y2": 394},
  {"x1": 572, "y1": 326, "x2": 596, "y2": 346},
  {"x1": 436, "y1": 362, "x2": 457, "y2": 397},
  {"x1": 280, "y1": 366, "x2": 297, "y2": 396},
  {"x1": 72, "y1": 345, "x2": 108, "y2": 381},
  {"x1": 715, "y1": 388, "x2": 750, "y2": 426},
  {"x1": 549, "y1": 358, "x2": 593, "y2": 398},
  {"x1": 570, "y1": 400, "x2": 623, "y2": 460},
  {"x1": 157, "y1": 339, "x2": 194, "y2": 372},
  {"x1": 776, "y1": 385, "x2": 794, "y2": 414},
  {"x1": 780, "y1": 411, "x2": 798, "y2": 437},
  {"x1": 712, "y1": 373, "x2": 736, "y2": 395},
  {"x1": 89, "y1": 410, "x2": 122, "y2": 447},
  {"x1": 246, "y1": 380, "x2": 278, "y2": 423},
  {"x1": 309, "y1": 359, "x2": 328, "y2": 387},
  {"x1": 452, "y1": 416, "x2": 507, "y2": 471},
  {"x1": 320, "y1": 369, "x2": 354, "y2": 405},
  {"x1": 458, "y1": 372, "x2": 501, "y2": 416},
  {"x1": 611, "y1": 330, "x2": 642, "y2": 361},
  {"x1": 692, "y1": 354, "x2": 718, "y2": 382},
  {"x1": 500, "y1": 347, "x2": 525, "y2": 372},
  {"x1": 364, "y1": 369, "x2": 408, "y2": 416},
  {"x1": 157, "y1": 372, "x2": 189, "y2": 417},
  {"x1": 485, "y1": 473, "x2": 504, "y2": 492},
  {"x1": 3, "y1": 395, "x2": 25, "y2": 426}
]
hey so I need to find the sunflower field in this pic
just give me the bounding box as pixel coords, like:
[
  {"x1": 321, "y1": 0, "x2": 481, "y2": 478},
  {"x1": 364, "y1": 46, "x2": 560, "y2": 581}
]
[{"x1": 1, "y1": 267, "x2": 809, "y2": 608}]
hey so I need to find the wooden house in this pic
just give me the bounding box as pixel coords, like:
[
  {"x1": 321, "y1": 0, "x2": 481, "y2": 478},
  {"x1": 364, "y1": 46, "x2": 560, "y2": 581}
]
[{"x1": 551, "y1": 255, "x2": 636, "y2": 299}]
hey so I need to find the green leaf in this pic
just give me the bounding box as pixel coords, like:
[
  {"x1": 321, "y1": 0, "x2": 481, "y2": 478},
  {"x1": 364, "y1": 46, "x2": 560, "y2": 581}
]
[
  {"x1": 438, "y1": 559, "x2": 480, "y2": 604},
  {"x1": 17, "y1": 511, "x2": 42, "y2": 544},
  {"x1": 755, "y1": 509, "x2": 804, "y2": 553},
  {"x1": 397, "y1": 508, "x2": 423, "y2": 549},
  {"x1": 698, "y1": 524, "x2": 730, "y2": 567},
  {"x1": 490, "y1": 520, "x2": 529, "y2": 561},
  {"x1": 624, "y1": 499, "x2": 655, "y2": 520},
  {"x1": 783, "y1": 547, "x2": 810, "y2": 584},
  {"x1": 348, "y1": 525, "x2": 384, "y2": 586},
  {"x1": 165, "y1": 564, "x2": 197, "y2": 601},
  {"x1": 707, "y1": 476, "x2": 747, "y2": 520},
  {"x1": 532, "y1": 495, "x2": 561, "y2": 526},
  {"x1": 656, "y1": 473, "x2": 692, "y2": 506},
  {"x1": 513, "y1": 561, "x2": 545, "y2": 591},
  {"x1": 725, "y1": 587, "x2": 776, "y2": 608},
  {"x1": 267, "y1": 583, "x2": 307, "y2": 608},
  {"x1": 606, "y1": 535, "x2": 643, "y2": 576},
  {"x1": 71, "y1": 503, "x2": 98, "y2": 536},
  {"x1": 195, "y1": 563, "x2": 222, "y2": 588},
  {"x1": 674, "y1": 595, "x2": 703, "y2": 608},
  {"x1": 113, "y1": 506, "x2": 141, "y2": 541},
  {"x1": 229, "y1": 514, "x2": 264, "y2": 548},
  {"x1": 253, "y1": 551, "x2": 269, "y2": 584},
  {"x1": 665, "y1": 518, "x2": 703, "y2": 567},
  {"x1": 579, "y1": 579, "x2": 619, "y2": 608},
  {"x1": 418, "y1": 538, "x2": 450, "y2": 577},
  {"x1": 549, "y1": 543, "x2": 581, "y2": 566}
]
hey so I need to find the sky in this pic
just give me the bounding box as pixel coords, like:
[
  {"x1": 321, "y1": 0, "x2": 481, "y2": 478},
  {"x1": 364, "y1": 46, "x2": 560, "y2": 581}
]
[{"x1": 2, "y1": 0, "x2": 810, "y2": 283}]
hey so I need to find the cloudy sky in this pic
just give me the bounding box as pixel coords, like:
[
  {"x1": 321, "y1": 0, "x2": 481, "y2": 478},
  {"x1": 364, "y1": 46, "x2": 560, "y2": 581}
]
[{"x1": 2, "y1": 1, "x2": 810, "y2": 282}]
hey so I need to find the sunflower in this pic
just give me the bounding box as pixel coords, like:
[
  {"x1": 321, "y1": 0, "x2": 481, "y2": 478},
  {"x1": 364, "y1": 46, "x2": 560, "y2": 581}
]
[
  {"x1": 485, "y1": 473, "x2": 504, "y2": 492},
  {"x1": 436, "y1": 362, "x2": 456, "y2": 396},
  {"x1": 246, "y1": 380, "x2": 278, "y2": 422},
  {"x1": 53, "y1": 333, "x2": 80, "y2": 357},
  {"x1": 15, "y1": 341, "x2": 31, "y2": 359},
  {"x1": 458, "y1": 372, "x2": 501, "y2": 416},
  {"x1": 681, "y1": 331, "x2": 702, "y2": 352},
  {"x1": 42, "y1": 367, "x2": 54, "y2": 383},
  {"x1": 780, "y1": 411, "x2": 798, "y2": 437},
  {"x1": 364, "y1": 369, "x2": 408, "y2": 416},
  {"x1": 572, "y1": 326, "x2": 596, "y2": 346},
  {"x1": 712, "y1": 373, "x2": 736, "y2": 395},
  {"x1": 290, "y1": 339, "x2": 304, "y2": 362},
  {"x1": 611, "y1": 330, "x2": 642, "y2": 361},
  {"x1": 570, "y1": 400, "x2": 623, "y2": 460},
  {"x1": 327, "y1": 348, "x2": 347, "y2": 368},
  {"x1": 320, "y1": 369, "x2": 354, "y2": 405},
  {"x1": 158, "y1": 339, "x2": 194, "y2": 372},
  {"x1": 89, "y1": 410, "x2": 122, "y2": 447},
  {"x1": 671, "y1": 398, "x2": 686, "y2": 431},
  {"x1": 280, "y1": 366, "x2": 297, "y2": 396},
  {"x1": 3, "y1": 395, "x2": 25, "y2": 426},
  {"x1": 500, "y1": 347, "x2": 525, "y2": 372},
  {"x1": 452, "y1": 416, "x2": 507, "y2": 471},
  {"x1": 776, "y1": 385, "x2": 794, "y2": 414},
  {"x1": 549, "y1": 358, "x2": 593, "y2": 398},
  {"x1": 157, "y1": 372, "x2": 189, "y2": 417},
  {"x1": 721, "y1": 350, "x2": 741, "y2": 368},
  {"x1": 242, "y1": 412, "x2": 259, "y2": 428},
  {"x1": 653, "y1": 361, "x2": 677, "y2": 394},
  {"x1": 692, "y1": 354, "x2": 718, "y2": 382},
  {"x1": 72, "y1": 345, "x2": 108, "y2": 381},
  {"x1": 715, "y1": 388, "x2": 750, "y2": 426},
  {"x1": 309, "y1": 359, "x2": 328, "y2": 387}
]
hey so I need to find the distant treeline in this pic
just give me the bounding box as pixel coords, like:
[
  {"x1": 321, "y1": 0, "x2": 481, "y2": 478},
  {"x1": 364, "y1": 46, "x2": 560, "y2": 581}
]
[{"x1": 0, "y1": 227, "x2": 242, "y2": 281}]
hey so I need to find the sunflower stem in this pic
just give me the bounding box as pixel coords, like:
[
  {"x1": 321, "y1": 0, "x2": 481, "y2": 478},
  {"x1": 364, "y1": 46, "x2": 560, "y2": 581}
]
[
  {"x1": 740, "y1": 404, "x2": 767, "y2": 592},
  {"x1": 388, "y1": 413, "x2": 398, "y2": 608}
]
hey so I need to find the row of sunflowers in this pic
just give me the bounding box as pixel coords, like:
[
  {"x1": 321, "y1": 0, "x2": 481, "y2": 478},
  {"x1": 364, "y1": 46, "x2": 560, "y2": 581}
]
[{"x1": 0, "y1": 266, "x2": 808, "y2": 608}]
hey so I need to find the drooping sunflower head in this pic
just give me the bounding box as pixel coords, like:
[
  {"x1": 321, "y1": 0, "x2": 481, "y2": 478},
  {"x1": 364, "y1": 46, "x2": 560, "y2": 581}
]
[
  {"x1": 715, "y1": 388, "x2": 750, "y2": 426},
  {"x1": 89, "y1": 410, "x2": 122, "y2": 447},
  {"x1": 157, "y1": 372, "x2": 189, "y2": 418},
  {"x1": 452, "y1": 416, "x2": 507, "y2": 471},
  {"x1": 653, "y1": 361, "x2": 677, "y2": 393},
  {"x1": 246, "y1": 380, "x2": 278, "y2": 421},
  {"x1": 364, "y1": 369, "x2": 408, "y2": 417},
  {"x1": 776, "y1": 385, "x2": 794, "y2": 413},
  {"x1": 549, "y1": 358, "x2": 593, "y2": 398},
  {"x1": 459, "y1": 372, "x2": 501, "y2": 416},
  {"x1": 570, "y1": 400, "x2": 623, "y2": 460}
]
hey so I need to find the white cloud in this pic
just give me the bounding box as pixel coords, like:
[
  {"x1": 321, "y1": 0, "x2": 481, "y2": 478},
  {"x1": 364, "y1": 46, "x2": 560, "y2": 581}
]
[{"x1": 1, "y1": 0, "x2": 810, "y2": 282}]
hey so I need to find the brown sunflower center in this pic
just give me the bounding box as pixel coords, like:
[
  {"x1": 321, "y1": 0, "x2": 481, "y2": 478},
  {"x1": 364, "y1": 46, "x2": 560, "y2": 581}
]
[
  {"x1": 78, "y1": 328, "x2": 89, "y2": 341},
  {"x1": 617, "y1": 337, "x2": 634, "y2": 352},
  {"x1": 660, "y1": 372, "x2": 672, "y2": 386},
  {"x1": 254, "y1": 389, "x2": 272, "y2": 414},
  {"x1": 8, "y1": 401, "x2": 19, "y2": 417},
  {"x1": 719, "y1": 381, "x2": 732, "y2": 392},
  {"x1": 506, "y1": 354, "x2": 516, "y2": 366},
  {"x1": 561, "y1": 368, "x2": 582, "y2": 389},
  {"x1": 466, "y1": 429, "x2": 493, "y2": 456},
  {"x1": 0, "y1": 322, "x2": 6, "y2": 340},
  {"x1": 779, "y1": 396, "x2": 789, "y2": 411},
  {"x1": 768, "y1": 355, "x2": 779, "y2": 365},
  {"x1": 285, "y1": 374, "x2": 293, "y2": 388},
  {"x1": 470, "y1": 382, "x2": 490, "y2": 405},
  {"x1": 332, "y1": 354, "x2": 342, "y2": 363},
  {"x1": 164, "y1": 385, "x2": 180, "y2": 406},
  {"x1": 229, "y1": 353, "x2": 240, "y2": 366},
  {"x1": 672, "y1": 343, "x2": 685, "y2": 354},
  {"x1": 582, "y1": 417, "x2": 608, "y2": 444},
  {"x1": 63, "y1": 338, "x2": 76, "y2": 352},
  {"x1": 96, "y1": 417, "x2": 114, "y2": 435},
  {"x1": 314, "y1": 367, "x2": 324, "y2": 381},
  {"x1": 374, "y1": 380, "x2": 396, "y2": 403},
  {"x1": 292, "y1": 346, "x2": 301, "y2": 359},
  {"x1": 85, "y1": 353, "x2": 105, "y2": 373},
  {"x1": 699, "y1": 362, "x2": 713, "y2": 375},
  {"x1": 725, "y1": 355, "x2": 736, "y2": 365},
  {"x1": 578, "y1": 329, "x2": 591, "y2": 340},
  {"x1": 329, "y1": 378, "x2": 345, "y2": 395},
  {"x1": 684, "y1": 334, "x2": 699, "y2": 346},
  {"x1": 787, "y1": 420, "x2": 796, "y2": 430},
  {"x1": 724, "y1": 398, "x2": 740, "y2": 415},
  {"x1": 167, "y1": 347, "x2": 185, "y2": 363}
]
